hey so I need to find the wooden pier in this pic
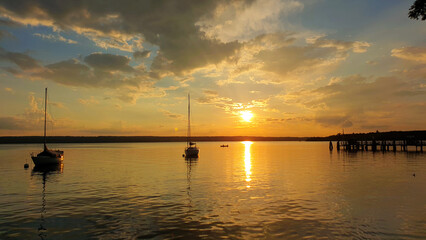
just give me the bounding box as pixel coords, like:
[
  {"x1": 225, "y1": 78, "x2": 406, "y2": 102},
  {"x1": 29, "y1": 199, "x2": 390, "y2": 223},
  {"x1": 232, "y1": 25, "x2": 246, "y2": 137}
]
[{"x1": 331, "y1": 139, "x2": 425, "y2": 152}]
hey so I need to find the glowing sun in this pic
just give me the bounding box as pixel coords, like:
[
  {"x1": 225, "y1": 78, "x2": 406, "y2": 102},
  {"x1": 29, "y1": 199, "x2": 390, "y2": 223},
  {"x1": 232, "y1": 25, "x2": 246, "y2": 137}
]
[{"x1": 240, "y1": 110, "x2": 253, "y2": 122}]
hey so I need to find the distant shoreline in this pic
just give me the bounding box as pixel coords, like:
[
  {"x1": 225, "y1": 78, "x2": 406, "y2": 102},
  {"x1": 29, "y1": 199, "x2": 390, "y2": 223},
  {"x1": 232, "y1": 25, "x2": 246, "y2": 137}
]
[
  {"x1": 0, "y1": 136, "x2": 306, "y2": 144},
  {"x1": 1, "y1": 130, "x2": 425, "y2": 144}
]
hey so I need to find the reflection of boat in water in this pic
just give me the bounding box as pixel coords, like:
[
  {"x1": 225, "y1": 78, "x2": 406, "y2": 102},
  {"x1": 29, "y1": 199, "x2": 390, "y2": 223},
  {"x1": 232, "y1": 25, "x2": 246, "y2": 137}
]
[
  {"x1": 31, "y1": 88, "x2": 64, "y2": 166},
  {"x1": 220, "y1": 144, "x2": 229, "y2": 147},
  {"x1": 185, "y1": 158, "x2": 197, "y2": 208},
  {"x1": 184, "y1": 94, "x2": 199, "y2": 158},
  {"x1": 31, "y1": 164, "x2": 63, "y2": 240},
  {"x1": 32, "y1": 164, "x2": 64, "y2": 174}
]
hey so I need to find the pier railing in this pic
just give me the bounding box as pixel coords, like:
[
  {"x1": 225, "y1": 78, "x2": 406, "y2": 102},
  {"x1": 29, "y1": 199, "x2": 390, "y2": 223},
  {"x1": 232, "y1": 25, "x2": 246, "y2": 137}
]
[{"x1": 332, "y1": 139, "x2": 425, "y2": 152}]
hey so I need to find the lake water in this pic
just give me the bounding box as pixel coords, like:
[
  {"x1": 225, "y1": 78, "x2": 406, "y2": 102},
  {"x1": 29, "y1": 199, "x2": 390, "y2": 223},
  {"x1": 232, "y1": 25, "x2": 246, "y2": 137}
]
[{"x1": 0, "y1": 142, "x2": 425, "y2": 239}]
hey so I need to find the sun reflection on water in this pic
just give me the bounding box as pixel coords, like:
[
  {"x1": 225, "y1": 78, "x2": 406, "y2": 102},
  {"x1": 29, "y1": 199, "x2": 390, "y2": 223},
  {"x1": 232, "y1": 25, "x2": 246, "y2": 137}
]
[{"x1": 243, "y1": 141, "x2": 253, "y2": 188}]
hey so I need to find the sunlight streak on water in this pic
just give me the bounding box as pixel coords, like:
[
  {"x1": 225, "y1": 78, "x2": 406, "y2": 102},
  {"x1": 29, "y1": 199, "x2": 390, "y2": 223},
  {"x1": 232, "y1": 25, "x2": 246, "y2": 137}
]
[{"x1": 243, "y1": 141, "x2": 252, "y2": 188}]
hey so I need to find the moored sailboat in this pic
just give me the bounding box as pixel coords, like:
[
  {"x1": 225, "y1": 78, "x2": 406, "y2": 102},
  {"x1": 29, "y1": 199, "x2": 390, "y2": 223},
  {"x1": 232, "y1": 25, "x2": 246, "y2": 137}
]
[
  {"x1": 184, "y1": 94, "x2": 199, "y2": 158},
  {"x1": 31, "y1": 88, "x2": 64, "y2": 166}
]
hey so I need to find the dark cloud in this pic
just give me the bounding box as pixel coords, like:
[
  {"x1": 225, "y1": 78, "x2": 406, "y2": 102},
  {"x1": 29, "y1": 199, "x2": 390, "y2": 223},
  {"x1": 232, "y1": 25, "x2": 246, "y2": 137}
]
[
  {"x1": 0, "y1": 47, "x2": 41, "y2": 70},
  {"x1": 133, "y1": 50, "x2": 151, "y2": 59},
  {"x1": 84, "y1": 53, "x2": 133, "y2": 72},
  {"x1": 0, "y1": 49, "x2": 153, "y2": 101},
  {"x1": 40, "y1": 59, "x2": 92, "y2": 86},
  {"x1": 0, "y1": 0, "x2": 243, "y2": 75},
  {"x1": 39, "y1": 57, "x2": 142, "y2": 89},
  {"x1": 2, "y1": 67, "x2": 22, "y2": 75},
  {"x1": 0, "y1": 18, "x2": 22, "y2": 26}
]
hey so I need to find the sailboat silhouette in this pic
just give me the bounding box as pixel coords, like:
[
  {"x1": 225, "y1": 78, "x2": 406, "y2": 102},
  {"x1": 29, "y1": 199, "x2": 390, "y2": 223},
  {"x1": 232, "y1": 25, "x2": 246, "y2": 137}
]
[{"x1": 184, "y1": 94, "x2": 199, "y2": 158}]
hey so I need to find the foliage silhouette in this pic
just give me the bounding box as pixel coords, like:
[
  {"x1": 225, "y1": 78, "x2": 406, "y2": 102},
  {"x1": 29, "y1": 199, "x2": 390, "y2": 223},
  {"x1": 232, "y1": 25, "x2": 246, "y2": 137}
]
[{"x1": 409, "y1": 0, "x2": 426, "y2": 20}]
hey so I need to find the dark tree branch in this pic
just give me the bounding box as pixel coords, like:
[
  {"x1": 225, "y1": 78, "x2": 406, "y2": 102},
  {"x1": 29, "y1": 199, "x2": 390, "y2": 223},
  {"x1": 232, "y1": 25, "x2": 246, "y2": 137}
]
[{"x1": 409, "y1": 0, "x2": 426, "y2": 20}]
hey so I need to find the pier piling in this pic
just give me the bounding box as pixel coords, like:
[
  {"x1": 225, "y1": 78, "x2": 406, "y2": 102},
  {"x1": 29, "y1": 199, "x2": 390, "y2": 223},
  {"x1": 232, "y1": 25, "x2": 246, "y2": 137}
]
[{"x1": 333, "y1": 139, "x2": 425, "y2": 153}]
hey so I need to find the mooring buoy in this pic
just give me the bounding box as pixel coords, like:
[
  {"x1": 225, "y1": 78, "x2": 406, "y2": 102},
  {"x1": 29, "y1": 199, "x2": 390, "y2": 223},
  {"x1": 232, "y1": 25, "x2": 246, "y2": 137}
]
[{"x1": 24, "y1": 163, "x2": 29, "y2": 169}]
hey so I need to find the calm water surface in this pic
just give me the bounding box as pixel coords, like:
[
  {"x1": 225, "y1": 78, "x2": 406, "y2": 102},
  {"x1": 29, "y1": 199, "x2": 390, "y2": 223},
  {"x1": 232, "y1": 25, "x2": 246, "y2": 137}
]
[{"x1": 0, "y1": 142, "x2": 425, "y2": 239}]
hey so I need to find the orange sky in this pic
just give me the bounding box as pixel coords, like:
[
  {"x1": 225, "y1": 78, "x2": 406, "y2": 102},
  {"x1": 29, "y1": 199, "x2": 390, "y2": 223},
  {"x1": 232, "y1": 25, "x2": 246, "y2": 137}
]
[{"x1": 0, "y1": 1, "x2": 425, "y2": 136}]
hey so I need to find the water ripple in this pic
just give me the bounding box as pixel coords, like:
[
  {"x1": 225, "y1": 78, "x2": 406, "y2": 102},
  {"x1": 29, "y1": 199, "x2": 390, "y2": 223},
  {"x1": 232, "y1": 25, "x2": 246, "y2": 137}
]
[{"x1": 0, "y1": 142, "x2": 425, "y2": 239}]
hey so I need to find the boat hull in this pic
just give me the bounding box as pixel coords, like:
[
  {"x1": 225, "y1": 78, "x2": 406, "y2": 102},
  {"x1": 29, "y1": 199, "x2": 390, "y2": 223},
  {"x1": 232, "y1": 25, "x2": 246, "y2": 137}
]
[
  {"x1": 185, "y1": 147, "x2": 199, "y2": 157},
  {"x1": 31, "y1": 154, "x2": 63, "y2": 166}
]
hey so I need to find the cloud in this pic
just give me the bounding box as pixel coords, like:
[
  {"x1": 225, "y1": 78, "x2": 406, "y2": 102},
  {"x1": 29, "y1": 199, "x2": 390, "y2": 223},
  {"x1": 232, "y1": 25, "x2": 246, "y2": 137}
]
[
  {"x1": 160, "y1": 110, "x2": 183, "y2": 119},
  {"x1": 0, "y1": 116, "x2": 30, "y2": 130},
  {"x1": 203, "y1": 90, "x2": 218, "y2": 96},
  {"x1": 0, "y1": 18, "x2": 21, "y2": 40},
  {"x1": 84, "y1": 52, "x2": 133, "y2": 72},
  {"x1": 255, "y1": 35, "x2": 370, "y2": 79},
  {"x1": 196, "y1": 0, "x2": 304, "y2": 42},
  {"x1": 39, "y1": 59, "x2": 92, "y2": 86},
  {"x1": 257, "y1": 45, "x2": 332, "y2": 76},
  {"x1": 391, "y1": 47, "x2": 426, "y2": 63},
  {"x1": 206, "y1": 32, "x2": 371, "y2": 89},
  {"x1": 133, "y1": 50, "x2": 151, "y2": 59},
  {"x1": 2, "y1": 67, "x2": 22, "y2": 76},
  {"x1": 36, "y1": 53, "x2": 147, "y2": 90},
  {"x1": 389, "y1": 46, "x2": 426, "y2": 82},
  {"x1": 197, "y1": 91, "x2": 268, "y2": 118},
  {"x1": 0, "y1": 93, "x2": 46, "y2": 130},
  {"x1": 105, "y1": 82, "x2": 166, "y2": 104},
  {"x1": 78, "y1": 96, "x2": 99, "y2": 105},
  {"x1": 4, "y1": 87, "x2": 14, "y2": 93},
  {"x1": 283, "y1": 74, "x2": 426, "y2": 130},
  {"x1": 0, "y1": 50, "x2": 157, "y2": 103},
  {"x1": 0, "y1": 47, "x2": 41, "y2": 70},
  {"x1": 310, "y1": 75, "x2": 408, "y2": 110},
  {"x1": 314, "y1": 115, "x2": 353, "y2": 128},
  {"x1": 306, "y1": 36, "x2": 370, "y2": 53},
  {"x1": 33, "y1": 33, "x2": 77, "y2": 44},
  {"x1": 0, "y1": 18, "x2": 22, "y2": 26},
  {"x1": 50, "y1": 101, "x2": 65, "y2": 108},
  {"x1": 0, "y1": 0, "x2": 244, "y2": 75},
  {"x1": 366, "y1": 60, "x2": 378, "y2": 65}
]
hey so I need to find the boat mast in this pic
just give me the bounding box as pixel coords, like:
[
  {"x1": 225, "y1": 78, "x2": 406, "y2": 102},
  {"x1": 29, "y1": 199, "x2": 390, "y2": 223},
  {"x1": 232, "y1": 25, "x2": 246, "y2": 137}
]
[
  {"x1": 44, "y1": 88, "x2": 47, "y2": 150},
  {"x1": 187, "y1": 93, "x2": 191, "y2": 147}
]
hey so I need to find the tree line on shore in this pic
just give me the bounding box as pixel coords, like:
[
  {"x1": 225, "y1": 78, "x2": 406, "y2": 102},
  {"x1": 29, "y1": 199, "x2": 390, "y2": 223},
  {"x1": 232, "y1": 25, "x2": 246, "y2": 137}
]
[
  {"x1": 1, "y1": 130, "x2": 425, "y2": 144},
  {"x1": 306, "y1": 130, "x2": 426, "y2": 141}
]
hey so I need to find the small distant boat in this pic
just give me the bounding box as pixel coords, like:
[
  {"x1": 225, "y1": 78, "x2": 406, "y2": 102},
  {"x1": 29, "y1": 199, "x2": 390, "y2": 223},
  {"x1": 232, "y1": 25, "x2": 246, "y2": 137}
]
[
  {"x1": 31, "y1": 88, "x2": 64, "y2": 166},
  {"x1": 220, "y1": 144, "x2": 229, "y2": 147},
  {"x1": 184, "y1": 94, "x2": 199, "y2": 158}
]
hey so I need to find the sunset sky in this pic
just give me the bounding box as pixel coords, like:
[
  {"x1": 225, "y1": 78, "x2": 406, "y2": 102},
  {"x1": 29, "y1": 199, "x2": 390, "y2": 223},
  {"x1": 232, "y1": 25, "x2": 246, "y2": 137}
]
[{"x1": 0, "y1": 0, "x2": 425, "y2": 137}]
